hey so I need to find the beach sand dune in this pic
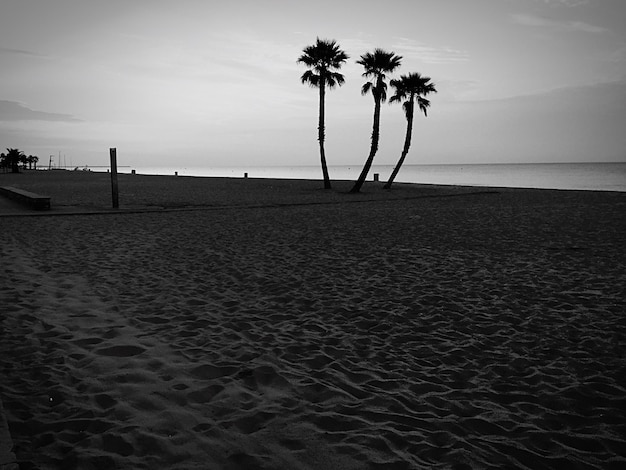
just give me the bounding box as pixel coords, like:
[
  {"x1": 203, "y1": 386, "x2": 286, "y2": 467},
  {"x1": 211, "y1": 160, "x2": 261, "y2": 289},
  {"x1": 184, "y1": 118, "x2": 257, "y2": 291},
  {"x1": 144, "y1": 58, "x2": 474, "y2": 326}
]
[{"x1": 1, "y1": 172, "x2": 625, "y2": 469}]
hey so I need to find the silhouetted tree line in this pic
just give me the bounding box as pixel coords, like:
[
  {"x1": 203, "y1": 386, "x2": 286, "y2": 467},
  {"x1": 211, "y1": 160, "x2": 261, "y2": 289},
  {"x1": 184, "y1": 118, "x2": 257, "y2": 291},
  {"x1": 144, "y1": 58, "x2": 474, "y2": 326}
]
[
  {"x1": 298, "y1": 38, "x2": 437, "y2": 192},
  {"x1": 0, "y1": 149, "x2": 39, "y2": 173}
]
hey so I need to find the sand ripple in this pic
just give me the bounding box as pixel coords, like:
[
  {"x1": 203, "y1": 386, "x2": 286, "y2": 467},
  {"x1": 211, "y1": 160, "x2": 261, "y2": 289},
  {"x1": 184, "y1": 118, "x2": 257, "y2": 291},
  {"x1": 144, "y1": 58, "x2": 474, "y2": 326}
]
[{"x1": 1, "y1": 189, "x2": 625, "y2": 469}]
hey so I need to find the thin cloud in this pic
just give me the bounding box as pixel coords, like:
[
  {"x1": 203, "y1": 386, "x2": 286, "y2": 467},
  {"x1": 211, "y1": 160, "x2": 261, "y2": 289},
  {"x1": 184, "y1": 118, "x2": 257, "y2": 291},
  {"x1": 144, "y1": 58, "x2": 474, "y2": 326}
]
[
  {"x1": 511, "y1": 13, "x2": 607, "y2": 33},
  {"x1": 0, "y1": 100, "x2": 81, "y2": 122},
  {"x1": 336, "y1": 37, "x2": 376, "y2": 55},
  {"x1": 435, "y1": 79, "x2": 481, "y2": 102},
  {"x1": 391, "y1": 38, "x2": 469, "y2": 64},
  {"x1": 0, "y1": 46, "x2": 45, "y2": 58},
  {"x1": 537, "y1": 0, "x2": 590, "y2": 6}
]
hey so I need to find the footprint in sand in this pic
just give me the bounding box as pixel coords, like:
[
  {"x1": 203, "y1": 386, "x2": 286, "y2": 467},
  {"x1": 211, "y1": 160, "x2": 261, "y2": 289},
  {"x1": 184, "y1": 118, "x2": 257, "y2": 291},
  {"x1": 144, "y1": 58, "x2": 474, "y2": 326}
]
[
  {"x1": 95, "y1": 345, "x2": 147, "y2": 357},
  {"x1": 237, "y1": 365, "x2": 292, "y2": 392},
  {"x1": 279, "y1": 438, "x2": 306, "y2": 451},
  {"x1": 102, "y1": 434, "x2": 134, "y2": 457},
  {"x1": 187, "y1": 384, "x2": 225, "y2": 403},
  {"x1": 190, "y1": 364, "x2": 238, "y2": 380},
  {"x1": 94, "y1": 393, "x2": 117, "y2": 410},
  {"x1": 72, "y1": 337, "x2": 105, "y2": 348}
]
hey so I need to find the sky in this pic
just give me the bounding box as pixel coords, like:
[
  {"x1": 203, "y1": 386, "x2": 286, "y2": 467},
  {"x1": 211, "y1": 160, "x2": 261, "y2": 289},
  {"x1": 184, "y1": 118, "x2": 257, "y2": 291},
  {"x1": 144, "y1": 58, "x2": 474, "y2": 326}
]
[{"x1": 1, "y1": 0, "x2": 625, "y2": 169}]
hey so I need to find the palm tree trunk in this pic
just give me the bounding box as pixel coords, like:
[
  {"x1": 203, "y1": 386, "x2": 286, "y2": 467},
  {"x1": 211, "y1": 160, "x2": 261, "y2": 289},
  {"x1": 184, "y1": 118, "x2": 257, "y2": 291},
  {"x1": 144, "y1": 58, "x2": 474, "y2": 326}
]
[
  {"x1": 318, "y1": 81, "x2": 331, "y2": 189},
  {"x1": 384, "y1": 101, "x2": 414, "y2": 189},
  {"x1": 350, "y1": 97, "x2": 381, "y2": 193}
]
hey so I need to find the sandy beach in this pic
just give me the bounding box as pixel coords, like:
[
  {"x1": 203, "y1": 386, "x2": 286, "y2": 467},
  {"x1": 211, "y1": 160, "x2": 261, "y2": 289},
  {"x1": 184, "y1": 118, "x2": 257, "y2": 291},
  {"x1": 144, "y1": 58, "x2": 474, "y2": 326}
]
[{"x1": 1, "y1": 170, "x2": 625, "y2": 469}]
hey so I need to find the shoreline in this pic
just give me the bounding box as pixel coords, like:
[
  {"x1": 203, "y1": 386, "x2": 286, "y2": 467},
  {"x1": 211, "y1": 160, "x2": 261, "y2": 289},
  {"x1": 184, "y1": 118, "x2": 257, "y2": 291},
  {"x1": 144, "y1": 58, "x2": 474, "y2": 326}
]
[
  {"x1": 1, "y1": 170, "x2": 625, "y2": 469},
  {"x1": 103, "y1": 160, "x2": 626, "y2": 193},
  {"x1": 6, "y1": 162, "x2": 626, "y2": 194},
  {"x1": 106, "y1": 168, "x2": 626, "y2": 193}
]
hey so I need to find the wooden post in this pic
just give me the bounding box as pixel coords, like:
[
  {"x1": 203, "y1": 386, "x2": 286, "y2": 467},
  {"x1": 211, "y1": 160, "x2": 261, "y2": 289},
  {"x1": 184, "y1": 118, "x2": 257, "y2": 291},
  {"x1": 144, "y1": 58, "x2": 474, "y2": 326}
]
[{"x1": 110, "y1": 148, "x2": 119, "y2": 209}]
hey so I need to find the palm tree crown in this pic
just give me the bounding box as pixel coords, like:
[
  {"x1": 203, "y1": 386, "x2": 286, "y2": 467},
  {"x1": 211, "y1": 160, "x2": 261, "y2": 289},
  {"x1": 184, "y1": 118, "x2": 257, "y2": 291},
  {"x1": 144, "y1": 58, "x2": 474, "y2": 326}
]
[
  {"x1": 298, "y1": 38, "x2": 349, "y2": 89},
  {"x1": 5, "y1": 148, "x2": 24, "y2": 173},
  {"x1": 389, "y1": 72, "x2": 436, "y2": 118},
  {"x1": 357, "y1": 48, "x2": 403, "y2": 102}
]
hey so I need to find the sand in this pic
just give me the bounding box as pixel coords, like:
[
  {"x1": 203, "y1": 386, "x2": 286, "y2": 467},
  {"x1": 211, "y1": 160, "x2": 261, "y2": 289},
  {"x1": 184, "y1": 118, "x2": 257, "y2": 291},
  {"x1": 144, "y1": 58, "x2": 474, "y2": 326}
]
[{"x1": 1, "y1": 170, "x2": 625, "y2": 469}]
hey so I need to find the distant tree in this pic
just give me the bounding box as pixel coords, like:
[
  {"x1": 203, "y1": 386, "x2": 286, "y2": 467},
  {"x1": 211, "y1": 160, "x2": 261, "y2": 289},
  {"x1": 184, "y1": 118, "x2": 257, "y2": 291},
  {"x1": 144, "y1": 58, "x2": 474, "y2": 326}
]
[
  {"x1": 298, "y1": 38, "x2": 349, "y2": 189},
  {"x1": 0, "y1": 152, "x2": 6, "y2": 172},
  {"x1": 5, "y1": 148, "x2": 24, "y2": 173},
  {"x1": 350, "y1": 49, "x2": 402, "y2": 193},
  {"x1": 384, "y1": 73, "x2": 437, "y2": 189},
  {"x1": 26, "y1": 155, "x2": 39, "y2": 170}
]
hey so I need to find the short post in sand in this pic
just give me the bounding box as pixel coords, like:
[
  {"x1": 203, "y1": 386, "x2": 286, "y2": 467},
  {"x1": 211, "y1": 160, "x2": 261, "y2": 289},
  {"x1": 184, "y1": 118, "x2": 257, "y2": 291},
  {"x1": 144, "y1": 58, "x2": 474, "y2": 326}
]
[{"x1": 110, "y1": 148, "x2": 119, "y2": 209}]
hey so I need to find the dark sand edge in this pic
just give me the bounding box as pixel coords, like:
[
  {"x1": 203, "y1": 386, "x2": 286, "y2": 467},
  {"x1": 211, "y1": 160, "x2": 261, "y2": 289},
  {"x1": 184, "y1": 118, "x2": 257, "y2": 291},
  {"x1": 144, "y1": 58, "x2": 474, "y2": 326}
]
[{"x1": 1, "y1": 169, "x2": 624, "y2": 219}]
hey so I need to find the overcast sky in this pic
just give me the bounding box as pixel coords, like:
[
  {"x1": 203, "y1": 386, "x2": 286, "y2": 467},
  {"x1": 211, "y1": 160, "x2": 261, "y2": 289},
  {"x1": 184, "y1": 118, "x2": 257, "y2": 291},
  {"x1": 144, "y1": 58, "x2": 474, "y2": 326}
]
[{"x1": 1, "y1": 0, "x2": 625, "y2": 168}]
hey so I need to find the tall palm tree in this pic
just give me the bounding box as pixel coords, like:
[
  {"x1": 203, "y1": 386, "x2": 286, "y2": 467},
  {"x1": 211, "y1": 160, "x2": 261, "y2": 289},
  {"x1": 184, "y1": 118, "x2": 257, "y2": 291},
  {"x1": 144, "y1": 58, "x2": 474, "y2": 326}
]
[
  {"x1": 384, "y1": 73, "x2": 437, "y2": 189},
  {"x1": 298, "y1": 38, "x2": 349, "y2": 189},
  {"x1": 5, "y1": 148, "x2": 24, "y2": 173},
  {"x1": 350, "y1": 48, "x2": 402, "y2": 193}
]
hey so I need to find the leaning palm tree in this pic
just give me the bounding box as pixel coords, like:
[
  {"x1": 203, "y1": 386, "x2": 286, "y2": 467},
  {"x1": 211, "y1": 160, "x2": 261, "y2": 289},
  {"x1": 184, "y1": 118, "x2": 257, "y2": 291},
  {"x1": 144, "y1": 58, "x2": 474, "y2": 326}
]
[
  {"x1": 298, "y1": 38, "x2": 349, "y2": 189},
  {"x1": 384, "y1": 73, "x2": 437, "y2": 189},
  {"x1": 350, "y1": 49, "x2": 402, "y2": 193}
]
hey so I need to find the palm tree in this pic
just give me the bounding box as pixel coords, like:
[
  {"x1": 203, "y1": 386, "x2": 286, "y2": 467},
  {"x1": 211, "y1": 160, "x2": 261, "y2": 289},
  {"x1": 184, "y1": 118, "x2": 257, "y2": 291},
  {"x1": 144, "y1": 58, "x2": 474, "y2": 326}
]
[
  {"x1": 350, "y1": 49, "x2": 402, "y2": 193},
  {"x1": 26, "y1": 155, "x2": 39, "y2": 170},
  {"x1": 384, "y1": 73, "x2": 437, "y2": 189},
  {"x1": 5, "y1": 148, "x2": 24, "y2": 173},
  {"x1": 298, "y1": 38, "x2": 349, "y2": 189}
]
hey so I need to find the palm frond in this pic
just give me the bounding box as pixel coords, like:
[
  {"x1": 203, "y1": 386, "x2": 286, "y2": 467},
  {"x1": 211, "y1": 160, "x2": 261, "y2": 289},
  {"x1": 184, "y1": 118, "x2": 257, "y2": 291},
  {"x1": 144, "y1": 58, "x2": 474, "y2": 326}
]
[
  {"x1": 300, "y1": 70, "x2": 321, "y2": 88},
  {"x1": 379, "y1": 81, "x2": 388, "y2": 103},
  {"x1": 361, "y1": 81, "x2": 374, "y2": 96},
  {"x1": 298, "y1": 38, "x2": 349, "y2": 90},
  {"x1": 357, "y1": 49, "x2": 402, "y2": 73},
  {"x1": 389, "y1": 78, "x2": 409, "y2": 103},
  {"x1": 388, "y1": 72, "x2": 437, "y2": 118},
  {"x1": 417, "y1": 97, "x2": 431, "y2": 117},
  {"x1": 357, "y1": 49, "x2": 402, "y2": 103},
  {"x1": 326, "y1": 72, "x2": 346, "y2": 89},
  {"x1": 402, "y1": 101, "x2": 413, "y2": 119}
]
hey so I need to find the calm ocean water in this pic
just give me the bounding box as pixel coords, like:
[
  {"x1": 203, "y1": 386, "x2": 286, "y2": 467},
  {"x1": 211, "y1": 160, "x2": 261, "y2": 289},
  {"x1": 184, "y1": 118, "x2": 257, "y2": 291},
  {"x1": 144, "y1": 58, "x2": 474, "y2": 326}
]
[{"x1": 123, "y1": 163, "x2": 626, "y2": 192}]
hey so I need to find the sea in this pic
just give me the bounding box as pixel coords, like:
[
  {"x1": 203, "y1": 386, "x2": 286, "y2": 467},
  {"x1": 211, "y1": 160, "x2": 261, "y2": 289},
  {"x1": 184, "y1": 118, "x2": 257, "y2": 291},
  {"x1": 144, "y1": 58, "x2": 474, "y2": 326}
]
[{"x1": 110, "y1": 162, "x2": 626, "y2": 192}]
